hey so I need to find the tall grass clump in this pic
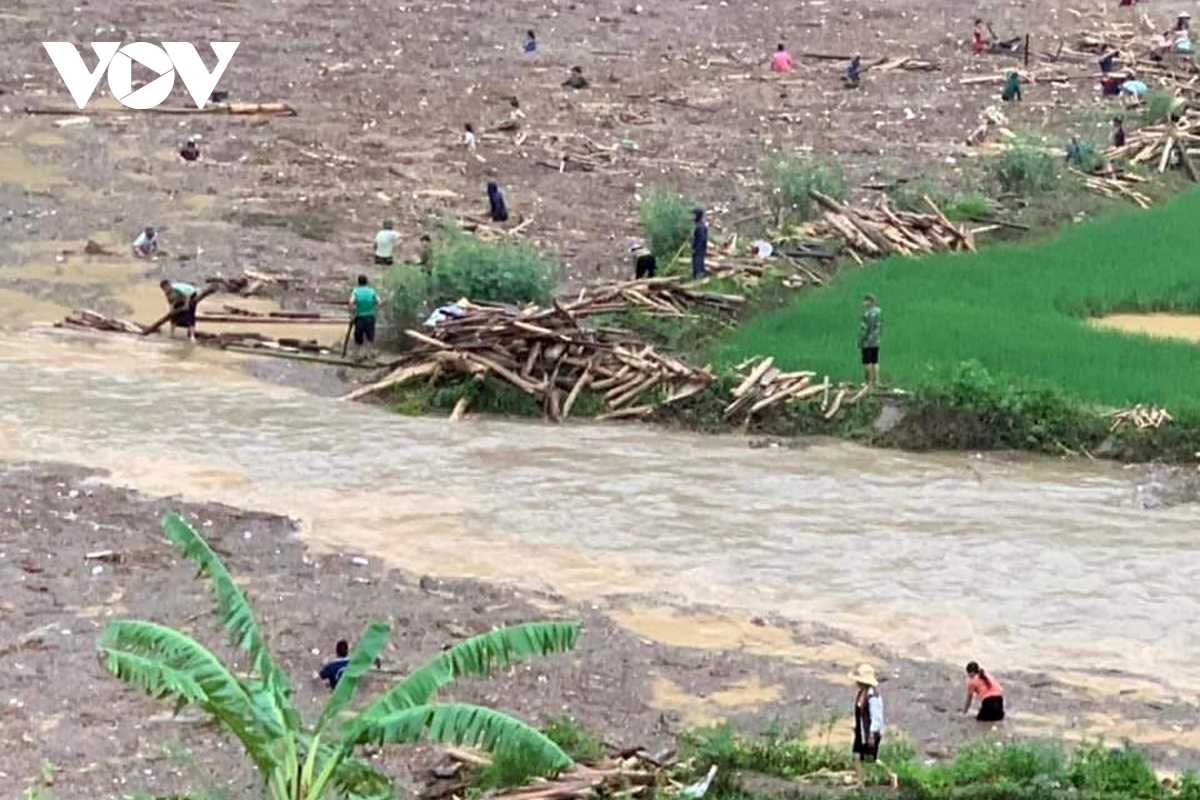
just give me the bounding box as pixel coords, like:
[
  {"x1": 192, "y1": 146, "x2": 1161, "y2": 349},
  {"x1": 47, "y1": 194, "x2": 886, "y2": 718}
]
[
  {"x1": 943, "y1": 191, "x2": 995, "y2": 220},
  {"x1": 717, "y1": 187, "x2": 1200, "y2": 413},
  {"x1": 384, "y1": 229, "x2": 556, "y2": 327},
  {"x1": 639, "y1": 189, "x2": 696, "y2": 261},
  {"x1": 886, "y1": 178, "x2": 940, "y2": 213},
  {"x1": 763, "y1": 154, "x2": 847, "y2": 226},
  {"x1": 987, "y1": 142, "x2": 1059, "y2": 195},
  {"x1": 1142, "y1": 90, "x2": 1178, "y2": 125}
]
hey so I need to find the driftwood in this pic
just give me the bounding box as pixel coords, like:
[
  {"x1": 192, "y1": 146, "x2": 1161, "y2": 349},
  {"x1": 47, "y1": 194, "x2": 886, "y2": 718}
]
[
  {"x1": 790, "y1": 191, "x2": 975, "y2": 260},
  {"x1": 722, "y1": 356, "x2": 870, "y2": 421},
  {"x1": 341, "y1": 280, "x2": 724, "y2": 420},
  {"x1": 1109, "y1": 404, "x2": 1172, "y2": 431}
]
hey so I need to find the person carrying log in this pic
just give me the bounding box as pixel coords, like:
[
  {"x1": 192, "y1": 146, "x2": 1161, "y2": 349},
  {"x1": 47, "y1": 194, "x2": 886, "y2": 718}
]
[
  {"x1": 348, "y1": 274, "x2": 381, "y2": 359},
  {"x1": 158, "y1": 279, "x2": 200, "y2": 340},
  {"x1": 859, "y1": 294, "x2": 882, "y2": 386}
]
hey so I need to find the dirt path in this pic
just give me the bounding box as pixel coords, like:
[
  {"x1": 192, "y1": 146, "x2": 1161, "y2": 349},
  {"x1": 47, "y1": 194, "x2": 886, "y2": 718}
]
[{"x1": 3, "y1": 461, "x2": 1197, "y2": 799}]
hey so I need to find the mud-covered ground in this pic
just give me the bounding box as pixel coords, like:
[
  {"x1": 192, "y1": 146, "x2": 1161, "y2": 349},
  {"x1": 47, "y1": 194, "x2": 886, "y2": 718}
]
[
  {"x1": 0, "y1": 0, "x2": 1166, "y2": 315},
  {"x1": 3, "y1": 461, "x2": 1198, "y2": 799}
]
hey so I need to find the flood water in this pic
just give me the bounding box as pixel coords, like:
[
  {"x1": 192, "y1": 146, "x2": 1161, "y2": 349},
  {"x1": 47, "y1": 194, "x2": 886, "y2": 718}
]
[{"x1": 2, "y1": 329, "x2": 1198, "y2": 688}]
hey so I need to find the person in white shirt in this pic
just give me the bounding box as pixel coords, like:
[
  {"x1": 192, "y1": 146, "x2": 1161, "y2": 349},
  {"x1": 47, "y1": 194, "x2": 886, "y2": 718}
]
[
  {"x1": 374, "y1": 219, "x2": 400, "y2": 266},
  {"x1": 132, "y1": 226, "x2": 159, "y2": 258},
  {"x1": 463, "y1": 123, "x2": 477, "y2": 153}
]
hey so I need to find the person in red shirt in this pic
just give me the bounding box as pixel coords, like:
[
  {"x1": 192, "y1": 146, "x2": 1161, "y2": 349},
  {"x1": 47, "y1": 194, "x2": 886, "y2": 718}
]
[
  {"x1": 770, "y1": 43, "x2": 794, "y2": 73},
  {"x1": 972, "y1": 19, "x2": 986, "y2": 54},
  {"x1": 963, "y1": 661, "x2": 1005, "y2": 721}
]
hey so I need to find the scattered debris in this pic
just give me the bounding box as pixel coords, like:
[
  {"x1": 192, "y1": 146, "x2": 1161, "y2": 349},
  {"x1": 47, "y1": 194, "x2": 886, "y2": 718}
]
[
  {"x1": 723, "y1": 356, "x2": 871, "y2": 421},
  {"x1": 1109, "y1": 404, "x2": 1173, "y2": 431}
]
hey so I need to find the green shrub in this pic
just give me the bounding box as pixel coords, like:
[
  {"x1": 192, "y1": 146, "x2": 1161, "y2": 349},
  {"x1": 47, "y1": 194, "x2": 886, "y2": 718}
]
[
  {"x1": 1179, "y1": 770, "x2": 1200, "y2": 800},
  {"x1": 639, "y1": 189, "x2": 696, "y2": 262},
  {"x1": 383, "y1": 230, "x2": 556, "y2": 329},
  {"x1": 383, "y1": 265, "x2": 432, "y2": 330},
  {"x1": 988, "y1": 144, "x2": 1059, "y2": 195},
  {"x1": 1067, "y1": 742, "x2": 1161, "y2": 796},
  {"x1": 1142, "y1": 90, "x2": 1177, "y2": 125},
  {"x1": 943, "y1": 191, "x2": 995, "y2": 221},
  {"x1": 542, "y1": 717, "x2": 606, "y2": 763},
  {"x1": 763, "y1": 154, "x2": 847, "y2": 226},
  {"x1": 429, "y1": 231, "x2": 556, "y2": 307}
]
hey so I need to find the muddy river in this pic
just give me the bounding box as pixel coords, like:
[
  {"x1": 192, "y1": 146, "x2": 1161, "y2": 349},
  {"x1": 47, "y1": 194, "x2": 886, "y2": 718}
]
[{"x1": 2, "y1": 329, "x2": 1198, "y2": 690}]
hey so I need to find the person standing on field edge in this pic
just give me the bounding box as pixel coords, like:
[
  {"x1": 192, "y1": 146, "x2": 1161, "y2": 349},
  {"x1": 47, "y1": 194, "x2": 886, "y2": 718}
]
[
  {"x1": 859, "y1": 294, "x2": 882, "y2": 386},
  {"x1": 349, "y1": 275, "x2": 380, "y2": 358},
  {"x1": 691, "y1": 207, "x2": 708, "y2": 279}
]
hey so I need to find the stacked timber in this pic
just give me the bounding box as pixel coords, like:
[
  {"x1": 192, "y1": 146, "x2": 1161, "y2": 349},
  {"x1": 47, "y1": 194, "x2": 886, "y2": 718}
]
[
  {"x1": 342, "y1": 300, "x2": 715, "y2": 419},
  {"x1": 1109, "y1": 405, "x2": 1172, "y2": 431},
  {"x1": 1105, "y1": 110, "x2": 1200, "y2": 182},
  {"x1": 723, "y1": 356, "x2": 870, "y2": 421},
  {"x1": 795, "y1": 191, "x2": 975, "y2": 262},
  {"x1": 564, "y1": 277, "x2": 744, "y2": 316},
  {"x1": 1072, "y1": 169, "x2": 1154, "y2": 208}
]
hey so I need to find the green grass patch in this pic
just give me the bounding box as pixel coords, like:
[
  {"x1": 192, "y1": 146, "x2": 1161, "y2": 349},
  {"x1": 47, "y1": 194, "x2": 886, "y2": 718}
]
[
  {"x1": 541, "y1": 716, "x2": 607, "y2": 763},
  {"x1": 718, "y1": 188, "x2": 1200, "y2": 417}
]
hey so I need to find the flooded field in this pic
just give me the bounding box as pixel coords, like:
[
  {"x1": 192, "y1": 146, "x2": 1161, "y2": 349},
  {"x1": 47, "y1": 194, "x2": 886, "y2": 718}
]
[{"x1": 1093, "y1": 313, "x2": 1200, "y2": 343}]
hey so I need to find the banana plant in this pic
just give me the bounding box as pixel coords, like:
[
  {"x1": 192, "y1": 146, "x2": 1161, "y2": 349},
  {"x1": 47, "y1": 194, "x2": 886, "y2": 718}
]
[{"x1": 97, "y1": 513, "x2": 580, "y2": 800}]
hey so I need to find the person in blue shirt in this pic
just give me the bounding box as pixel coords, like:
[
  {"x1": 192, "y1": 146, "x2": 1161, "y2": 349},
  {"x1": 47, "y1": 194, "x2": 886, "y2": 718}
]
[
  {"x1": 159, "y1": 279, "x2": 198, "y2": 340},
  {"x1": 691, "y1": 207, "x2": 708, "y2": 279},
  {"x1": 523, "y1": 30, "x2": 537, "y2": 54},
  {"x1": 318, "y1": 640, "x2": 350, "y2": 688}
]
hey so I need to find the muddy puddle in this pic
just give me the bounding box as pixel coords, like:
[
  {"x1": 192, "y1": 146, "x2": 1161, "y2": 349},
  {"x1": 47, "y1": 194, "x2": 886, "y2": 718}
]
[
  {"x1": 1092, "y1": 313, "x2": 1200, "y2": 343},
  {"x1": 1, "y1": 329, "x2": 1198, "y2": 692}
]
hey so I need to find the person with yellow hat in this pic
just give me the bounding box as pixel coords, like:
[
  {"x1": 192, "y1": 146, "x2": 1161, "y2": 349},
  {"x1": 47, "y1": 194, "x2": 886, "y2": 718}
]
[{"x1": 849, "y1": 663, "x2": 885, "y2": 774}]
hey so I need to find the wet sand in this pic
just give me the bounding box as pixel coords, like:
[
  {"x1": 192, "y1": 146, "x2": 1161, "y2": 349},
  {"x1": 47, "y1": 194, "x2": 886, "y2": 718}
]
[{"x1": 1092, "y1": 313, "x2": 1200, "y2": 344}]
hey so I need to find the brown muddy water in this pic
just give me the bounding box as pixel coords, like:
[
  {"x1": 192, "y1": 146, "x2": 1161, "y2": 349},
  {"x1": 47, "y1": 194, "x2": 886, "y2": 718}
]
[{"x1": 2, "y1": 329, "x2": 1199, "y2": 691}]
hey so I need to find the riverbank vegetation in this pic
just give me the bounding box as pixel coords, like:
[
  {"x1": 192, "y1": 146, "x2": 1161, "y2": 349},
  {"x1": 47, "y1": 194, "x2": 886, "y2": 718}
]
[{"x1": 101, "y1": 515, "x2": 579, "y2": 800}]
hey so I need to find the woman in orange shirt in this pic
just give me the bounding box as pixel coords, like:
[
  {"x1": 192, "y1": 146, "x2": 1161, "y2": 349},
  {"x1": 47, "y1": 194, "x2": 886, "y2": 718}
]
[{"x1": 963, "y1": 661, "x2": 1004, "y2": 721}]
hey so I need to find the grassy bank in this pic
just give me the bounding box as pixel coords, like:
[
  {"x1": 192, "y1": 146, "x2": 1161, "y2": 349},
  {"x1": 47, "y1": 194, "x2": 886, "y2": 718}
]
[{"x1": 694, "y1": 188, "x2": 1200, "y2": 460}]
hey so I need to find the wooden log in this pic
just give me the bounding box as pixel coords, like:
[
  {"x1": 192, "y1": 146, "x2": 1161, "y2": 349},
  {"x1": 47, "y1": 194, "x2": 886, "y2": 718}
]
[
  {"x1": 732, "y1": 357, "x2": 774, "y2": 398},
  {"x1": 341, "y1": 362, "x2": 440, "y2": 401},
  {"x1": 562, "y1": 363, "x2": 594, "y2": 420}
]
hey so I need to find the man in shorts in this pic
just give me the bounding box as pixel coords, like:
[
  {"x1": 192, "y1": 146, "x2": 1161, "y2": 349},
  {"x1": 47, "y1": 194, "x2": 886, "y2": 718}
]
[
  {"x1": 348, "y1": 275, "x2": 380, "y2": 358},
  {"x1": 859, "y1": 294, "x2": 882, "y2": 386}
]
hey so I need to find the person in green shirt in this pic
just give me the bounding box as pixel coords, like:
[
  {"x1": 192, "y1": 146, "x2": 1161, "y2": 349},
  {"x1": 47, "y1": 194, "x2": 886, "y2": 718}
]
[
  {"x1": 348, "y1": 275, "x2": 380, "y2": 358},
  {"x1": 859, "y1": 294, "x2": 882, "y2": 386}
]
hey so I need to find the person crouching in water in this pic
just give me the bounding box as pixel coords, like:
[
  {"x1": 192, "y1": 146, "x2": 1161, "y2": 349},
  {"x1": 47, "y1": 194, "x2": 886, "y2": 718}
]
[
  {"x1": 348, "y1": 274, "x2": 380, "y2": 359},
  {"x1": 850, "y1": 664, "x2": 884, "y2": 782},
  {"x1": 159, "y1": 279, "x2": 198, "y2": 341},
  {"x1": 963, "y1": 661, "x2": 1005, "y2": 721}
]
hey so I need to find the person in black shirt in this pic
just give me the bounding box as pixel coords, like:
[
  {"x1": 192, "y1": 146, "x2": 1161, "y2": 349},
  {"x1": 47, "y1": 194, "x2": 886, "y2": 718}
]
[
  {"x1": 1112, "y1": 117, "x2": 1126, "y2": 148},
  {"x1": 317, "y1": 640, "x2": 350, "y2": 688}
]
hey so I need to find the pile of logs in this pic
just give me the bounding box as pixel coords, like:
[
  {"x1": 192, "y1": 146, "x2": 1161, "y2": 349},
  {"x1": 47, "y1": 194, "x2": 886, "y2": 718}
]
[
  {"x1": 343, "y1": 301, "x2": 715, "y2": 419},
  {"x1": 564, "y1": 277, "x2": 745, "y2": 317},
  {"x1": 723, "y1": 356, "x2": 870, "y2": 421},
  {"x1": 537, "y1": 134, "x2": 621, "y2": 173},
  {"x1": 794, "y1": 191, "x2": 976, "y2": 262},
  {"x1": 1073, "y1": 169, "x2": 1154, "y2": 208},
  {"x1": 1109, "y1": 404, "x2": 1173, "y2": 431},
  {"x1": 1105, "y1": 109, "x2": 1200, "y2": 182},
  {"x1": 424, "y1": 748, "x2": 679, "y2": 800}
]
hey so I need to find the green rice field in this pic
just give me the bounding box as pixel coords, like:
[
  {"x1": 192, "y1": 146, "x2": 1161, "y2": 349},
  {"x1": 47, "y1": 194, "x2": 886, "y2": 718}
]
[{"x1": 718, "y1": 188, "x2": 1200, "y2": 412}]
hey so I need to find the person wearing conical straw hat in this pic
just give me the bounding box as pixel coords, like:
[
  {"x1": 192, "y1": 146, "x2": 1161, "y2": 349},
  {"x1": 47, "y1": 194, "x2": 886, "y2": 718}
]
[{"x1": 849, "y1": 663, "x2": 885, "y2": 782}]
